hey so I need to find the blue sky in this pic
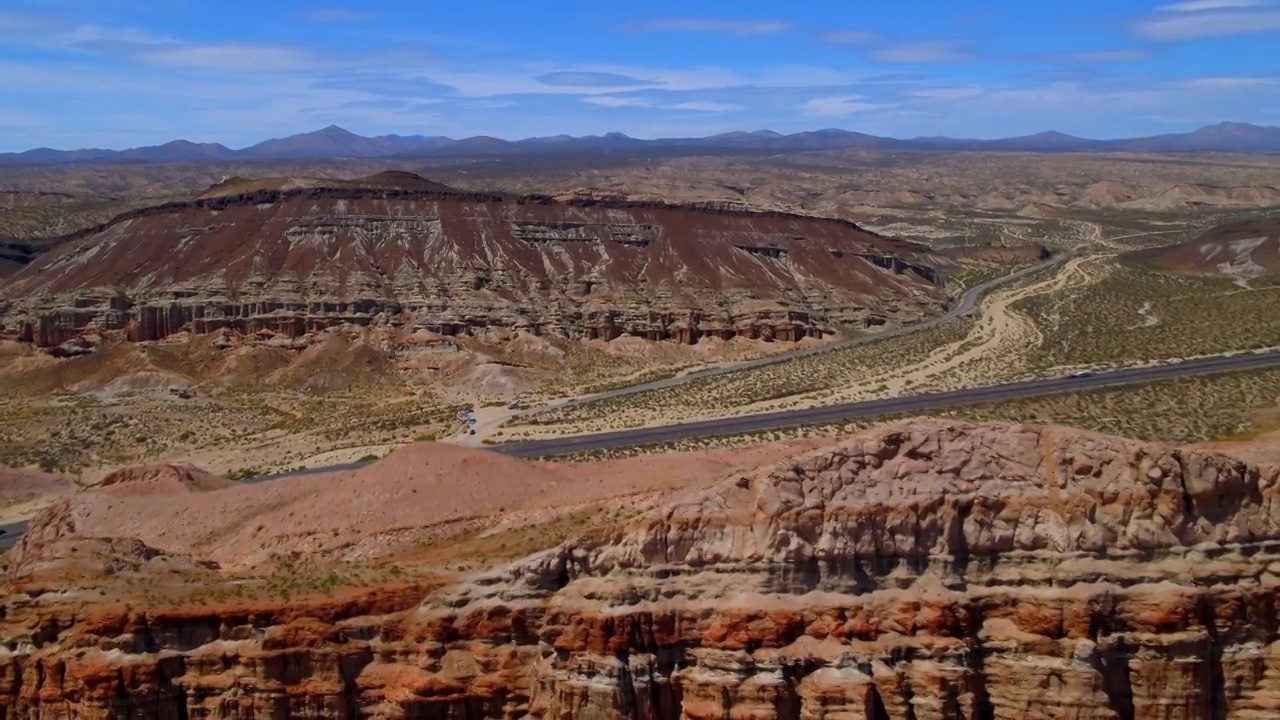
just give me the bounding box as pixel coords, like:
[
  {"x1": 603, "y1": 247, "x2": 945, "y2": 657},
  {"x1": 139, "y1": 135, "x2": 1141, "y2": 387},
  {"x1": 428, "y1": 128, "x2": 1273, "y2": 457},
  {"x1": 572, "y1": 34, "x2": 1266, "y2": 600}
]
[{"x1": 1, "y1": 0, "x2": 1278, "y2": 150}]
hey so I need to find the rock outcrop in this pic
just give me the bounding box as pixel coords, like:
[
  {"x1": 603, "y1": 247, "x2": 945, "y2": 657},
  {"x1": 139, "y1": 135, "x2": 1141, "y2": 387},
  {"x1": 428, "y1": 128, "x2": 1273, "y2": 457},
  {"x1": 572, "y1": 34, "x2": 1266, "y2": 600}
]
[
  {"x1": 92, "y1": 462, "x2": 232, "y2": 496},
  {"x1": 0, "y1": 174, "x2": 948, "y2": 351},
  {"x1": 6, "y1": 420, "x2": 1280, "y2": 717}
]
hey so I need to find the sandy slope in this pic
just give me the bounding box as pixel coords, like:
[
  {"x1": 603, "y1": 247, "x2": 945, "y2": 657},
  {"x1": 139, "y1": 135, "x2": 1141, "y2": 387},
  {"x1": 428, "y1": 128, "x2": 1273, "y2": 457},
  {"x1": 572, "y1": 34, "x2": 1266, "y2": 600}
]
[
  {"x1": 0, "y1": 469, "x2": 75, "y2": 524},
  {"x1": 1192, "y1": 426, "x2": 1280, "y2": 468},
  {"x1": 11, "y1": 438, "x2": 824, "y2": 572}
]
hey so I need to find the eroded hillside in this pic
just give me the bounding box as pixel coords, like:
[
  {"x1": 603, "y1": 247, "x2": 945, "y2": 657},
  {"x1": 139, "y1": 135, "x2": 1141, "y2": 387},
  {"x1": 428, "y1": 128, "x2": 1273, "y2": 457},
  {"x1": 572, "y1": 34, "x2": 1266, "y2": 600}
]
[{"x1": 0, "y1": 173, "x2": 947, "y2": 352}]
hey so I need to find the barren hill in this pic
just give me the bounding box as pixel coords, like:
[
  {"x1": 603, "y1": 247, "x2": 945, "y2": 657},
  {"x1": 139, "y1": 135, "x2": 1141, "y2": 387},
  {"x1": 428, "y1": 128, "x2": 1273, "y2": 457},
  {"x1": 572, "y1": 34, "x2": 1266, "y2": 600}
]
[
  {"x1": 1119, "y1": 182, "x2": 1280, "y2": 210},
  {"x1": 1140, "y1": 216, "x2": 1280, "y2": 280},
  {"x1": 0, "y1": 172, "x2": 947, "y2": 352}
]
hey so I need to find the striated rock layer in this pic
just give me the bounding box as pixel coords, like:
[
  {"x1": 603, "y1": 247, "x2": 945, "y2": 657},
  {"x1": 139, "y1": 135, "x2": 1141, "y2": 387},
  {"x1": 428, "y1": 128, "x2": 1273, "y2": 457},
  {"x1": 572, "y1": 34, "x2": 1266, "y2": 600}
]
[
  {"x1": 7, "y1": 420, "x2": 1280, "y2": 717},
  {"x1": 0, "y1": 173, "x2": 948, "y2": 350}
]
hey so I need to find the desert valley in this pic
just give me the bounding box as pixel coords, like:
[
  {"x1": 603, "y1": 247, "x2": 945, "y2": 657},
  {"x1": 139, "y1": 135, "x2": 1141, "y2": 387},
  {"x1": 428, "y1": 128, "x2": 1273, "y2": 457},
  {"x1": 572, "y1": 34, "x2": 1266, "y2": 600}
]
[
  {"x1": 7, "y1": 0, "x2": 1280, "y2": 687},
  {"x1": 0, "y1": 122, "x2": 1278, "y2": 717}
]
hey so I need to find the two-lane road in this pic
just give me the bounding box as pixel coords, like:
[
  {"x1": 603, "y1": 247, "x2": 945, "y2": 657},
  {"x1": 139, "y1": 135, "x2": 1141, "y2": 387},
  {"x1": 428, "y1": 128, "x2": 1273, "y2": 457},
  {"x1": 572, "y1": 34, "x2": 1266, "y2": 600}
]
[
  {"x1": 494, "y1": 350, "x2": 1280, "y2": 457},
  {"x1": 549, "y1": 248, "x2": 1077, "y2": 408},
  {"x1": 4, "y1": 348, "x2": 1275, "y2": 551}
]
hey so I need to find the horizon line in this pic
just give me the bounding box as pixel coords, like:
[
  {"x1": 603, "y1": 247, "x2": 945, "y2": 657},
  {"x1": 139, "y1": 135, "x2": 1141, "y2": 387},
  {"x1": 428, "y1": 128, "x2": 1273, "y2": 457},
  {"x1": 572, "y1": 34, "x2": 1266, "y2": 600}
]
[{"x1": 3, "y1": 120, "x2": 1278, "y2": 157}]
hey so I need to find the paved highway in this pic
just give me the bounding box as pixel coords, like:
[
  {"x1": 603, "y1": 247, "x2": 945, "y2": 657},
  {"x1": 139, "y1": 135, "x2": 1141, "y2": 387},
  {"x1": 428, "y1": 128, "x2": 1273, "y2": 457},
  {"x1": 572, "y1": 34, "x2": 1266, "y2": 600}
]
[
  {"x1": 494, "y1": 350, "x2": 1280, "y2": 457},
  {"x1": 3, "y1": 348, "x2": 1275, "y2": 551},
  {"x1": 549, "y1": 248, "x2": 1077, "y2": 408}
]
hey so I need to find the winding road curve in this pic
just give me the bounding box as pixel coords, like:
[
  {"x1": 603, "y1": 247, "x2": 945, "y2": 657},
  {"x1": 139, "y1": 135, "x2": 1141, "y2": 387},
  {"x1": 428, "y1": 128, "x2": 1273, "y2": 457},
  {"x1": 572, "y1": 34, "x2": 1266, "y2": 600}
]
[
  {"x1": 549, "y1": 248, "x2": 1078, "y2": 408},
  {"x1": 564, "y1": 224, "x2": 1182, "y2": 408}
]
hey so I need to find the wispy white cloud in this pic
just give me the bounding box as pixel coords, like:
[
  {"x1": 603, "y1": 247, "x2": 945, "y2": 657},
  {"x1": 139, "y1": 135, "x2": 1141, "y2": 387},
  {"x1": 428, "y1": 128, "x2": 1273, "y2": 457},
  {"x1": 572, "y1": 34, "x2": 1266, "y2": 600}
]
[
  {"x1": 0, "y1": 10, "x2": 57, "y2": 33},
  {"x1": 0, "y1": 11, "x2": 176, "y2": 52},
  {"x1": 823, "y1": 31, "x2": 978, "y2": 65},
  {"x1": 1157, "y1": 0, "x2": 1270, "y2": 11},
  {"x1": 300, "y1": 8, "x2": 379, "y2": 23},
  {"x1": 537, "y1": 71, "x2": 651, "y2": 88},
  {"x1": 869, "y1": 40, "x2": 973, "y2": 64},
  {"x1": 820, "y1": 31, "x2": 878, "y2": 45},
  {"x1": 0, "y1": 109, "x2": 42, "y2": 129},
  {"x1": 582, "y1": 95, "x2": 651, "y2": 107},
  {"x1": 627, "y1": 18, "x2": 794, "y2": 36},
  {"x1": 140, "y1": 44, "x2": 318, "y2": 73},
  {"x1": 1175, "y1": 75, "x2": 1280, "y2": 88},
  {"x1": 1135, "y1": 1, "x2": 1280, "y2": 39},
  {"x1": 668, "y1": 101, "x2": 742, "y2": 113},
  {"x1": 60, "y1": 24, "x2": 175, "y2": 46},
  {"x1": 891, "y1": 76, "x2": 1280, "y2": 138},
  {"x1": 910, "y1": 86, "x2": 986, "y2": 100},
  {"x1": 832, "y1": 32, "x2": 1142, "y2": 68},
  {"x1": 584, "y1": 97, "x2": 742, "y2": 112},
  {"x1": 425, "y1": 66, "x2": 746, "y2": 97},
  {"x1": 1049, "y1": 49, "x2": 1149, "y2": 65},
  {"x1": 804, "y1": 95, "x2": 895, "y2": 116}
]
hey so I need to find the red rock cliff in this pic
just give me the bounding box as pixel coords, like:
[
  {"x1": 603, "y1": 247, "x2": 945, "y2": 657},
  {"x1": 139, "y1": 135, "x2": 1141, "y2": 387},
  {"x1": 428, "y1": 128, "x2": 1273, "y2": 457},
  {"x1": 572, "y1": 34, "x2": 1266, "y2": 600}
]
[{"x1": 5, "y1": 420, "x2": 1280, "y2": 717}]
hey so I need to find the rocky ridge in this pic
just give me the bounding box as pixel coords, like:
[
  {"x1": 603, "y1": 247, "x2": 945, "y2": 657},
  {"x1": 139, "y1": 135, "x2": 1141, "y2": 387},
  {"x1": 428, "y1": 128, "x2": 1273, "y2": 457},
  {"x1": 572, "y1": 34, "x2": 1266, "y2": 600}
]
[
  {"x1": 0, "y1": 173, "x2": 948, "y2": 352},
  {"x1": 4, "y1": 420, "x2": 1280, "y2": 717}
]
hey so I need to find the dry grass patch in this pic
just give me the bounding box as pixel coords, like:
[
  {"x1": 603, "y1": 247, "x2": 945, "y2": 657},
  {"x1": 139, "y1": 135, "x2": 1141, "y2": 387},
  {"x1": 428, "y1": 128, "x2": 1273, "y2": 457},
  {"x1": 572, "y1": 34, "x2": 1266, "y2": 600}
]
[
  {"x1": 546, "y1": 369, "x2": 1280, "y2": 461},
  {"x1": 516, "y1": 318, "x2": 974, "y2": 433},
  {"x1": 1018, "y1": 259, "x2": 1280, "y2": 368}
]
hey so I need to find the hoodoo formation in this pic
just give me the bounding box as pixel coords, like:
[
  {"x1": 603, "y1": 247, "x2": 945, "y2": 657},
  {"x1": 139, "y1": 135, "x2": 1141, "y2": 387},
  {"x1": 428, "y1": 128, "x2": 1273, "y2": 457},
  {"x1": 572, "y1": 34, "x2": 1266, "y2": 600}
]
[
  {"x1": 0, "y1": 173, "x2": 947, "y2": 352},
  {"x1": 4, "y1": 420, "x2": 1280, "y2": 717}
]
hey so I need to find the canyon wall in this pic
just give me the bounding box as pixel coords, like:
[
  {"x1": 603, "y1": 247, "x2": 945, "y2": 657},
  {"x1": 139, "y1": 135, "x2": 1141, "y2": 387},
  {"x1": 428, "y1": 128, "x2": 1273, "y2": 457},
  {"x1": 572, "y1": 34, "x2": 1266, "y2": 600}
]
[{"x1": 8, "y1": 421, "x2": 1277, "y2": 717}]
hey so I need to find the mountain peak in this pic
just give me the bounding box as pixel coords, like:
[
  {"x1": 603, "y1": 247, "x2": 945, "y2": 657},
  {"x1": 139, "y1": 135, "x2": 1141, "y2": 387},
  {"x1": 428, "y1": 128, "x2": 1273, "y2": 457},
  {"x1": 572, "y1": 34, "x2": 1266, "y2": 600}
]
[
  {"x1": 1190, "y1": 121, "x2": 1278, "y2": 136},
  {"x1": 1027, "y1": 130, "x2": 1079, "y2": 140},
  {"x1": 315, "y1": 124, "x2": 357, "y2": 137},
  {"x1": 1205, "y1": 121, "x2": 1272, "y2": 130}
]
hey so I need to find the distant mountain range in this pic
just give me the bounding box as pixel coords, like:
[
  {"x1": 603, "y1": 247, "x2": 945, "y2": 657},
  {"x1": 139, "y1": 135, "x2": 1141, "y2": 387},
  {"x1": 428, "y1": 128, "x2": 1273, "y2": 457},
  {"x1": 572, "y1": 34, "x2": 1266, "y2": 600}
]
[{"x1": 3, "y1": 122, "x2": 1279, "y2": 166}]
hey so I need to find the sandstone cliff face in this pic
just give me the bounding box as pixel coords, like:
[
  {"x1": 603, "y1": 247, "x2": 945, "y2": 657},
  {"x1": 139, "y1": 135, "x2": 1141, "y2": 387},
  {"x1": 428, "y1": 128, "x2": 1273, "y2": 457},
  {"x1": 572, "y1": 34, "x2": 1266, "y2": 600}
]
[
  {"x1": 0, "y1": 176, "x2": 948, "y2": 350},
  {"x1": 6, "y1": 421, "x2": 1280, "y2": 717}
]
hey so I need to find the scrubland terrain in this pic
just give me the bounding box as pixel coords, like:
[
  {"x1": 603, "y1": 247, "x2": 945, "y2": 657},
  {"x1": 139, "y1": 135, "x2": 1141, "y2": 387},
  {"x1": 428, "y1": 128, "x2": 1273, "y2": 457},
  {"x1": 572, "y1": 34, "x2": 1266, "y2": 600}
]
[
  {"x1": 551, "y1": 368, "x2": 1280, "y2": 462},
  {"x1": 1018, "y1": 257, "x2": 1280, "y2": 370},
  {"x1": 0, "y1": 329, "x2": 814, "y2": 480}
]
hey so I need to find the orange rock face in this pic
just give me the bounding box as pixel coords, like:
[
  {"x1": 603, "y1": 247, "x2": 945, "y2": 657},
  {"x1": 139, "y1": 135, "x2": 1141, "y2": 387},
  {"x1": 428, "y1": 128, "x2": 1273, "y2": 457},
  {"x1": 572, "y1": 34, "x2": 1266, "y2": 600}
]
[{"x1": 4, "y1": 420, "x2": 1280, "y2": 717}]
